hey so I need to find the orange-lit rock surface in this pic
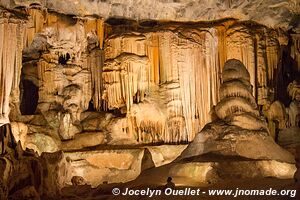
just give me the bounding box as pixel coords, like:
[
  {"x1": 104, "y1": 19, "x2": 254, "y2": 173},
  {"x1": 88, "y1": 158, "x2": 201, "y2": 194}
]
[{"x1": 0, "y1": 3, "x2": 299, "y2": 199}]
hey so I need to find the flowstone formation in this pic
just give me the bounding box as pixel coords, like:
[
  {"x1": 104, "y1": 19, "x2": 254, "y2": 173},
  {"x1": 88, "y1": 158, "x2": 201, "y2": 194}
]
[
  {"x1": 0, "y1": 9, "x2": 24, "y2": 127},
  {"x1": 7, "y1": 9, "x2": 107, "y2": 154},
  {"x1": 101, "y1": 21, "x2": 287, "y2": 145}
]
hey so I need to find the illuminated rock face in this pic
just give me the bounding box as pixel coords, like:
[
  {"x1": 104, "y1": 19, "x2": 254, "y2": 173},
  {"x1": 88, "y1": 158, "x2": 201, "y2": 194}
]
[
  {"x1": 287, "y1": 81, "x2": 300, "y2": 127},
  {"x1": 28, "y1": 11, "x2": 103, "y2": 141},
  {"x1": 215, "y1": 59, "x2": 268, "y2": 131},
  {"x1": 6, "y1": 9, "x2": 106, "y2": 150},
  {"x1": 0, "y1": 7, "x2": 293, "y2": 147},
  {"x1": 178, "y1": 59, "x2": 294, "y2": 164},
  {"x1": 123, "y1": 59, "x2": 296, "y2": 188},
  {"x1": 101, "y1": 22, "x2": 284, "y2": 144},
  {"x1": 274, "y1": 81, "x2": 300, "y2": 151},
  {"x1": 1, "y1": 8, "x2": 298, "y2": 150},
  {"x1": 0, "y1": 3, "x2": 299, "y2": 197},
  {"x1": 0, "y1": 124, "x2": 73, "y2": 200},
  {"x1": 0, "y1": 10, "x2": 25, "y2": 127}
]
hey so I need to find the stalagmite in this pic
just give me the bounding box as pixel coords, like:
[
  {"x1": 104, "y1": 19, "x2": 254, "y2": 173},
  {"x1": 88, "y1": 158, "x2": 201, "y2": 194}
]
[
  {"x1": 24, "y1": 9, "x2": 45, "y2": 47},
  {"x1": 87, "y1": 50, "x2": 104, "y2": 111},
  {"x1": 229, "y1": 113, "x2": 268, "y2": 131},
  {"x1": 263, "y1": 100, "x2": 287, "y2": 139},
  {"x1": 178, "y1": 58, "x2": 295, "y2": 165},
  {"x1": 287, "y1": 81, "x2": 300, "y2": 127},
  {"x1": 215, "y1": 97, "x2": 260, "y2": 119},
  {"x1": 215, "y1": 59, "x2": 268, "y2": 131},
  {"x1": 220, "y1": 80, "x2": 256, "y2": 107}
]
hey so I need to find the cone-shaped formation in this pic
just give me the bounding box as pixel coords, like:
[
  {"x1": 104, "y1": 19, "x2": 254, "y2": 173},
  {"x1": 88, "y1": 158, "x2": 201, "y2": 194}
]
[
  {"x1": 215, "y1": 59, "x2": 268, "y2": 131},
  {"x1": 178, "y1": 59, "x2": 294, "y2": 164}
]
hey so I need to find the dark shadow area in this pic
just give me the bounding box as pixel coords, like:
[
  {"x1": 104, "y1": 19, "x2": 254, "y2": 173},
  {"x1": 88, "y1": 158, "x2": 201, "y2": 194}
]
[
  {"x1": 87, "y1": 99, "x2": 97, "y2": 112},
  {"x1": 20, "y1": 80, "x2": 39, "y2": 115},
  {"x1": 105, "y1": 17, "x2": 136, "y2": 26},
  {"x1": 58, "y1": 53, "x2": 70, "y2": 65},
  {"x1": 139, "y1": 20, "x2": 159, "y2": 28},
  {"x1": 276, "y1": 45, "x2": 300, "y2": 106}
]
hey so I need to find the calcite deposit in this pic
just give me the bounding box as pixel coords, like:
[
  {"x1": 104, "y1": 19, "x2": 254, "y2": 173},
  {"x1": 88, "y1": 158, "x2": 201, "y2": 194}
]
[
  {"x1": 179, "y1": 59, "x2": 294, "y2": 163},
  {"x1": 114, "y1": 59, "x2": 296, "y2": 190},
  {"x1": 0, "y1": 1, "x2": 299, "y2": 199}
]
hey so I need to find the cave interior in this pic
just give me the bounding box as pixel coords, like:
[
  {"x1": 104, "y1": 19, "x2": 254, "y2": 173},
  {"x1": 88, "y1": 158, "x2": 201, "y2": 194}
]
[{"x1": 0, "y1": 0, "x2": 300, "y2": 199}]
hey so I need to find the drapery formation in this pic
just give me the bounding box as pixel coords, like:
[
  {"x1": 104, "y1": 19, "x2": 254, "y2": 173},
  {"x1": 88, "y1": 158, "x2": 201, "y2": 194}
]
[
  {"x1": 101, "y1": 21, "x2": 283, "y2": 143},
  {"x1": 0, "y1": 9, "x2": 288, "y2": 144},
  {"x1": 23, "y1": 9, "x2": 105, "y2": 115},
  {"x1": 0, "y1": 15, "x2": 24, "y2": 126}
]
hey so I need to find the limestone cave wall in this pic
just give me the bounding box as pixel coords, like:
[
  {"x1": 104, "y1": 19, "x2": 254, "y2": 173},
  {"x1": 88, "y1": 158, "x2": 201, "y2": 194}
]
[
  {"x1": 0, "y1": 3, "x2": 299, "y2": 197},
  {"x1": 102, "y1": 20, "x2": 288, "y2": 143},
  {"x1": 0, "y1": 7, "x2": 299, "y2": 150}
]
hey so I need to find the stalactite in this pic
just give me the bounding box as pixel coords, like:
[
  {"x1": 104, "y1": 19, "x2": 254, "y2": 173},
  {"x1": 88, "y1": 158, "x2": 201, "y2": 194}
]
[
  {"x1": 13, "y1": 23, "x2": 25, "y2": 90},
  {"x1": 130, "y1": 103, "x2": 166, "y2": 143},
  {"x1": 216, "y1": 25, "x2": 227, "y2": 75},
  {"x1": 45, "y1": 12, "x2": 58, "y2": 27},
  {"x1": 102, "y1": 54, "x2": 150, "y2": 110},
  {"x1": 254, "y1": 29, "x2": 280, "y2": 105},
  {"x1": 24, "y1": 9, "x2": 45, "y2": 48},
  {"x1": 105, "y1": 33, "x2": 146, "y2": 60},
  {"x1": 0, "y1": 16, "x2": 25, "y2": 125},
  {"x1": 175, "y1": 28, "x2": 221, "y2": 141},
  {"x1": 226, "y1": 25, "x2": 256, "y2": 97},
  {"x1": 84, "y1": 18, "x2": 105, "y2": 49},
  {"x1": 104, "y1": 28, "x2": 223, "y2": 143},
  {"x1": 104, "y1": 21, "x2": 283, "y2": 144},
  {"x1": 157, "y1": 31, "x2": 176, "y2": 84},
  {"x1": 145, "y1": 34, "x2": 160, "y2": 84},
  {"x1": 97, "y1": 19, "x2": 104, "y2": 49},
  {"x1": 256, "y1": 31, "x2": 269, "y2": 105},
  {"x1": 87, "y1": 50, "x2": 103, "y2": 111},
  {"x1": 84, "y1": 19, "x2": 97, "y2": 36},
  {"x1": 265, "y1": 32, "x2": 279, "y2": 87},
  {"x1": 155, "y1": 31, "x2": 185, "y2": 142}
]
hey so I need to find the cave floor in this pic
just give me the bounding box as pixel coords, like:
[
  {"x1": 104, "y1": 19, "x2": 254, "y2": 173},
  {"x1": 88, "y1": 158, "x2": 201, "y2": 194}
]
[{"x1": 60, "y1": 178, "x2": 298, "y2": 200}]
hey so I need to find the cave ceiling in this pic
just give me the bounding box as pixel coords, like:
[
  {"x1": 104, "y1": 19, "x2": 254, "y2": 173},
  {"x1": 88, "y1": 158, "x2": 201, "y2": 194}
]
[{"x1": 1, "y1": 0, "x2": 300, "y2": 29}]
